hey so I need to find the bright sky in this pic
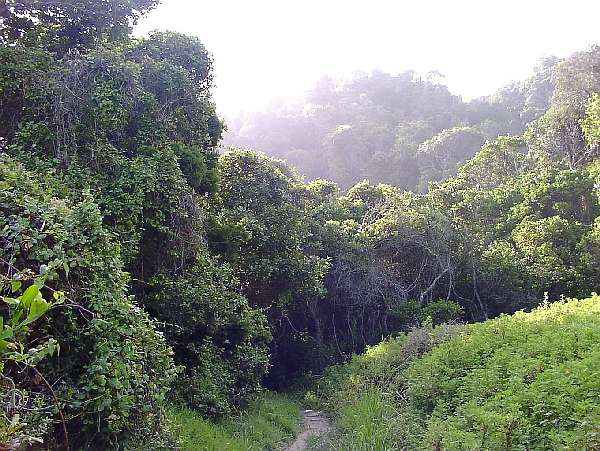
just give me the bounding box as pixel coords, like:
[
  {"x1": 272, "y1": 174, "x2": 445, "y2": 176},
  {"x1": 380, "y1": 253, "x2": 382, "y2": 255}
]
[{"x1": 135, "y1": 0, "x2": 600, "y2": 116}]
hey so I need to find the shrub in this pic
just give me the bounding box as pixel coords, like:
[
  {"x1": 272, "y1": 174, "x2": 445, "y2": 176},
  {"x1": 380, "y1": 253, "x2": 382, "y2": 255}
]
[
  {"x1": 148, "y1": 259, "x2": 271, "y2": 417},
  {"x1": 422, "y1": 299, "x2": 463, "y2": 325},
  {"x1": 391, "y1": 299, "x2": 463, "y2": 328},
  {"x1": 407, "y1": 295, "x2": 600, "y2": 449},
  {"x1": 390, "y1": 300, "x2": 423, "y2": 327},
  {"x1": 0, "y1": 155, "x2": 177, "y2": 448},
  {"x1": 314, "y1": 295, "x2": 600, "y2": 450},
  {"x1": 310, "y1": 324, "x2": 464, "y2": 450}
]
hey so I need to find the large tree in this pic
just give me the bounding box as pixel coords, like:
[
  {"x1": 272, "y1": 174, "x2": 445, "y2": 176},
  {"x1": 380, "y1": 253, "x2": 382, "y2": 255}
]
[{"x1": 1, "y1": 0, "x2": 158, "y2": 52}]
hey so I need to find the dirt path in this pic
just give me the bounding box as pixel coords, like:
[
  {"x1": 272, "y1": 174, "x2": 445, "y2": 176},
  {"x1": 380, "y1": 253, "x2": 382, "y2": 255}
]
[{"x1": 286, "y1": 409, "x2": 331, "y2": 451}]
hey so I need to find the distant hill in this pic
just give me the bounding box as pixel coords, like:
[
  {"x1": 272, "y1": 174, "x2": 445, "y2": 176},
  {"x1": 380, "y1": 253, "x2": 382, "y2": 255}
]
[{"x1": 224, "y1": 58, "x2": 557, "y2": 190}]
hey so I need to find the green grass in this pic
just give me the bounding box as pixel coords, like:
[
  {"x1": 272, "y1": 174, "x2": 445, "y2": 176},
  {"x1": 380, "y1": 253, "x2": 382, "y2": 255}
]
[
  {"x1": 310, "y1": 295, "x2": 600, "y2": 450},
  {"x1": 169, "y1": 391, "x2": 302, "y2": 450}
]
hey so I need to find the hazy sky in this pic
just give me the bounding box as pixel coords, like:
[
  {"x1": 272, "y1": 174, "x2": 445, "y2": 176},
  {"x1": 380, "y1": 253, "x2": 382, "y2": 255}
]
[{"x1": 135, "y1": 0, "x2": 600, "y2": 116}]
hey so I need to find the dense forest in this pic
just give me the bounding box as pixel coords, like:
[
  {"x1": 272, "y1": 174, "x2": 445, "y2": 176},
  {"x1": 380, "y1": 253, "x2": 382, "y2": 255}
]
[
  {"x1": 1, "y1": 1, "x2": 600, "y2": 450},
  {"x1": 224, "y1": 58, "x2": 557, "y2": 190}
]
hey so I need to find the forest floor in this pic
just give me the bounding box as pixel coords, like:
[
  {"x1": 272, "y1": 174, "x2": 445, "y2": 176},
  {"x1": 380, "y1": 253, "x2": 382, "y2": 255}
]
[{"x1": 285, "y1": 409, "x2": 331, "y2": 451}]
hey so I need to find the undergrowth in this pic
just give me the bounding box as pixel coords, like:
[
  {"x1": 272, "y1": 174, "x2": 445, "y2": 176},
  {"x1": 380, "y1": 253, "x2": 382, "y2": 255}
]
[
  {"x1": 169, "y1": 391, "x2": 302, "y2": 450},
  {"x1": 309, "y1": 295, "x2": 600, "y2": 450}
]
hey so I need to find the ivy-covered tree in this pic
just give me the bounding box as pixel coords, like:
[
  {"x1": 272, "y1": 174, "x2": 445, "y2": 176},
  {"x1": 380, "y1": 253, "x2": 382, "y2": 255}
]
[
  {"x1": 0, "y1": 2, "x2": 268, "y2": 447},
  {"x1": 0, "y1": 156, "x2": 177, "y2": 448}
]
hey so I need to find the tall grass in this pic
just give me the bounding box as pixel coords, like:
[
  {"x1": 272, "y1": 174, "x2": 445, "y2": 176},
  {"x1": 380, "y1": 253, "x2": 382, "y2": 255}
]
[
  {"x1": 310, "y1": 295, "x2": 600, "y2": 450},
  {"x1": 170, "y1": 391, "x2": 302, "y2": 450}
]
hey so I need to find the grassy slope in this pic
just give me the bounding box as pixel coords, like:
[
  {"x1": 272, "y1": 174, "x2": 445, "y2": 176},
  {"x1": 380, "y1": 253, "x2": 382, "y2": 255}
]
[
  {"x1": 170, "y1": 392, "x2": 302, "y2": 450},
  {"x1": 309, "y1": 296, "x2": 600, "y2": 450}
]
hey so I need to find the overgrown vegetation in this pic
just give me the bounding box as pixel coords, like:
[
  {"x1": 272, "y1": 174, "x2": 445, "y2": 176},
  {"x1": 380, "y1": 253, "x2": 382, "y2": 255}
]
[
  {"x1": 170, "y1": 392, "x2": 302, "y2": 451},
  {"x1": 311, "y1": 296, "x2": 600, "y2": 450},
  {"x1": 2, "y1": 0, "x2": 600, "y2": 448},
  {"x1": 1, "y1": 0, "x2": 264, "y2": 446}
]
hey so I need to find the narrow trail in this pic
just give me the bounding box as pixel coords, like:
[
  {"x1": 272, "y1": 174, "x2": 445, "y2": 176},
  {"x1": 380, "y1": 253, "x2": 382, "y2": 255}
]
[{"x1": 286, "y1": 409, "x2": 331, "y2": 451}]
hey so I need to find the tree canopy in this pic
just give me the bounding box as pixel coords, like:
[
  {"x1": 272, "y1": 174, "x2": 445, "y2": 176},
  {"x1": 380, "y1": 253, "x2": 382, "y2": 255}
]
[
  {"x1": 2, "y1": 0, "x2": 600, "y2": 448},
  {"x1": 224, "y1": 62, "x2": 558, "y2": 191}
]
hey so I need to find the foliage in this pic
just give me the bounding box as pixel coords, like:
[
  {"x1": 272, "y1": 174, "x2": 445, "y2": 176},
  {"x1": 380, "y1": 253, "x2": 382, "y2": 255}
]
[
  {"x1": 171, "y1": 142, "x2": 219, "y2": 193},
  {"x1": 0, "y1": 5, "x2": 265, "y2": 446},
  {"x1": 1, "y1": 274, "x2": 62, "y2": 371},
  {"x1": 416, "y1": 127, "x2": 485, "y2": 190},
  {"x1": 308, "y1": 324, "x2": 464, "y2": 450},
  {"x1": 428, "y1": 150, "x2": 600, "y2": 319},
  {"x1": 450, "y1": 135, "x2": 531, "y2": 190},
  {"x1": 0, "y1": 268, "x2": 62, "y2": 447},
  {"x1": 581, "y1": 92, "x2": 600, "y2": 149},
  {"x1": 4, "y1": 0, "x2": 600, "y2": 447},
  {"x1": 525, "y1": 46, "x2": 600, "y2": 168},
  {"x1": 224, "y1": 62, "x2": 557, "y2": 190},
  {"x1": 0, "y1": 0, "x2": 159, "y2": 52},
  {"x1": 312, "y1": 296, "x2": 600, "y2": 450},
  {"x1": 487, "y1": 56, "x2": 558, "y2": 126},
  {"x1": 0, "y1": 155, "x2": 177, "y2": 448},
  {"x1": 170, "y1": 391, "x2": 302, "y2": 451},
  {"x1": 216, "y1": 109, "x2": 600, "y2": 378},
  {"x1": 220, "y1": 55, "x2": 600, "y2": 379},
  {"x1": 213, "y1": 150, "x2": 329, "y2": 385},
  {"x1": 421, "y1": 300, "x2": 463, "y2": 325},
  {"x1": 128, "y1": 31, "x2": 215, "y2": 89},
  {"x1": 148, "y1": 259, "x2": 271, "y2": 417},
  {"x1": 407, "y1": 296, "x2": 600, "y2": 450}
]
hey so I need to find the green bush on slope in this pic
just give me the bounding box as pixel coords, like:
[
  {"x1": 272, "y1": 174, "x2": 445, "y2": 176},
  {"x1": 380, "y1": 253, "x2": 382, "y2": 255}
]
[
  {"x1": 410, "y1": 296, "x2": 600, "y2": 450},
  {"x1": 314, "y1": 296, "x2": 600, "y2": 450},
  {"x1": 309, "y1": 323, "x2": 464, "y2": 450}
]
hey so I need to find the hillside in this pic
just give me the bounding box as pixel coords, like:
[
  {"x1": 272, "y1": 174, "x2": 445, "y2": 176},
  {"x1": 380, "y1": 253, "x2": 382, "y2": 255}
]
[
  {"x1": 308, "y1": 295, "x2": 600, "y2": 450},
  {"x1": 224, "y1": 59, "x2": 557, "y2": 190}
]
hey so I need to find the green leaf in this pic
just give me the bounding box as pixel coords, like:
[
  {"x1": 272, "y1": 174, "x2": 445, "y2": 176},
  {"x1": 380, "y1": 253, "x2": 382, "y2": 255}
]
[
  {"x1": 20, "y1": 285, "x2": 39, "y2": 308},
  {"x1": 11, "y1": 280, "x2": 22, "y2": 293},
  {"x1": 21, "y1": 296, "x2": 50, "y2": 326},
  {"x1": 2, "y1": 297, "x2": 19, "y2": 306}
]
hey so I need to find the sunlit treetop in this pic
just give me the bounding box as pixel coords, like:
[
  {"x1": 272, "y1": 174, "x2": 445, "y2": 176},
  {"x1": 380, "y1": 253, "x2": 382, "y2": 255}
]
[{"x1": 0, "y1": 0, "x2": 159, "y2": 53}]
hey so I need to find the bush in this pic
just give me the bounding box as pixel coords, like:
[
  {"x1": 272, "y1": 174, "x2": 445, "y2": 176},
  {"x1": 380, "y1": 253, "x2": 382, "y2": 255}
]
[
  {"x1": 148, "y1": 259, "x2": 271, "y2": 417},
  {"x1": 422, "y1": 299, "x2": 463, "y2": 325},
  {"x1": 0, "y1": 156, "x2": 177, "y2": 448},
  {"x1": 312, "y1": 295, "x2": 600, "y2": 450},
  {"x1": 390, "y1": 300, "x2": 423, "y2": 327},
  {"x1": 407, "y1": 295, "x2": 600, "y2": 450},
  {"x1": 391, "y1": 299, "x2": 463, "y2": 328}
]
